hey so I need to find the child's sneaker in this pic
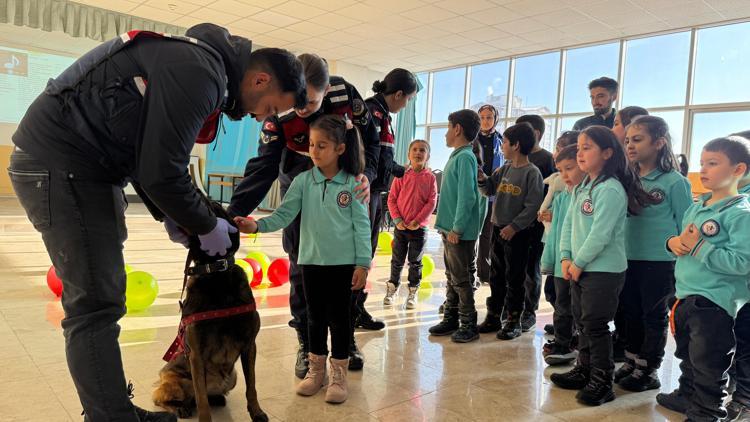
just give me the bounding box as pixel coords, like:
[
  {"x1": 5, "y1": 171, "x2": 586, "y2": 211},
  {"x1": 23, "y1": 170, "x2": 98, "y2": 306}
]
[
  {"x1": 618, "y1": 360, "x2": 660, "y2": 392},
  {"x1": 725, "y1": 400, "x2": 750, "y2": 421},
  {"x1": 544, "y1": 324, "x2": 555, "y2": 335},
  {"x1": 550, "y1": 365, "x2": 590, "y2": 390},
  {"x1": 543, "y1": 341, "x2": 578, "y2": 366},
  {"x1": 405, "y1": 287, "x2": 418, "y2": 309},
  {"x1": 576, "y1": 368, "x2": 615, "y2": 406},
  {"x1": 655, "y1": 389, "x2": 690, "y2": 414},
  {"x1": 383, "y1": 282, "x2": 397, "y2": 305},
  {"x1": 614, "y1": 353, "x2": 637, "y2": 383}
]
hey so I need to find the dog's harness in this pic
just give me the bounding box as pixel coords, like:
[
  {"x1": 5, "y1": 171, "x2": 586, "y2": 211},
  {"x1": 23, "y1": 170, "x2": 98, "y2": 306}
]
[{"x1": 162, "y1": 251, "x2": 257, "y2": 362}]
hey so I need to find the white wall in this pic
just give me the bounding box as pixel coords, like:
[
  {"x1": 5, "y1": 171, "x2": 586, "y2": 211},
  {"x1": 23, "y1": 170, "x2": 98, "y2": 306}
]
[{"x1": 329, "y1": 60, "x2": 384, "y2": 100}]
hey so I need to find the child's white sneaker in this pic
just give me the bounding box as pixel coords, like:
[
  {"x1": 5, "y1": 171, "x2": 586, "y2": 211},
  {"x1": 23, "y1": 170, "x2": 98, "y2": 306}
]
[
  {"x1": 383, "y1": 282, "x2": 398, "y2": 305},
  {"x1": 405, "y1": 287, "x2": 418, "y2": 309}
]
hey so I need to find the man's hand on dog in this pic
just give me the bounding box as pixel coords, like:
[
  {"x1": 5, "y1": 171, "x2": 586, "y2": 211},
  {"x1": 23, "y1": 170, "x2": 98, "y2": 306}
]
[
  {"x1": 233, "y1": 216, "x2": 258, "y2": 234},
  {"x1": 352, "y1": 267, "x2": 368, "y2": 290},
  {"x1": 198, "y1": 218, "x2": 238, "y2": 256}
]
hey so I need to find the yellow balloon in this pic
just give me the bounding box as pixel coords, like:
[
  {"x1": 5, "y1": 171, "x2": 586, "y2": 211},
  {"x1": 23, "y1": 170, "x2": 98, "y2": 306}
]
[
  {"x1": 422, "y1": 255, "x2": 435, "y2": 278},
  {"x1": 125, "y1": 271, "x2": 158, "y2": 312},
  {"x1": 245, "y1": 251, "x2": 271, "y2": 277},
  {"x1": 377, "y1": 231, "x2": 394, "y2": 253},
  {"x1": 235, "y1": 259, "x2": 253, "y2": 280},
  {"x1": 124, "y1": 264, "x2": 134, "y2": 274}
]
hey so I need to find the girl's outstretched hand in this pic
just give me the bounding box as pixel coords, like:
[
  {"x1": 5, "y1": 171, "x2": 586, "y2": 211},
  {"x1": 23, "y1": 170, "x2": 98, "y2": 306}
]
[
  {"x1": 233, "y1": 216, "x2": 258, "y2": 234},
  {"x1": 352, "y1": 267, "x2": 368, "y2": 290}
]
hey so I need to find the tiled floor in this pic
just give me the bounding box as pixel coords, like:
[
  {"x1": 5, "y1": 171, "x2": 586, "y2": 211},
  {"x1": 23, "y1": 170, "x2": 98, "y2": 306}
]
[{"x1": 0, "y1": 196, "x2": 686, "y2": 421}]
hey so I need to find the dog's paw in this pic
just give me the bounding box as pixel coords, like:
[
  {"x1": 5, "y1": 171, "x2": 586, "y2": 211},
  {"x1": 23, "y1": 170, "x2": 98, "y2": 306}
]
[
  {"x1": 208, "y1": 395, "x2": 226, "y2": 407},
  {"x1": 250, "y1": 411, "x2": 269, "y2": 422}
]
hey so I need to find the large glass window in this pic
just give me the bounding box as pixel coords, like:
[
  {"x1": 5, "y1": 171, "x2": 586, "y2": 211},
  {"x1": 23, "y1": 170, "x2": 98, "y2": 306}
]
[
  {"x1": 414, "y1": 126, "x2": 425, "y2": 141},
  {"x1": 692, "y1": 22, "x2": 750, "y2": 105},
  {"x1": 689, "y1": 110, "x2": 750, "y2": 170},
  {"x1": 511, "y1": 52, "x2": 560, "y2": 117},
  {"x1": 622, "y1": 32, "x2": 691, "y2": 108},
  {"x1": 468, "y1": 60, "x2": 509, "y2": 115},
  {"x1": 430, "y1": 67, "x2": 466, "y2": 124},
  {"x1": 427, "y1": 127, "x2": 450, "y2": 170},
  {"x1": 562, "y1": 43, "x2": 620, "y2": 113},
  {"x1": 558, "y1": 116, "x2": 585, "y2": 135},
  {"x1": 415, "y1": 72, "x2": 429, "y2": 125}
]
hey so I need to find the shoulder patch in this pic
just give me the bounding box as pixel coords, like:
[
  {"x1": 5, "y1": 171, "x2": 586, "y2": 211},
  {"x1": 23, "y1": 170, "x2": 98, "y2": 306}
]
[
  {"x1": 353, "y1": 99, "x2": 366, "y2": 116},
  {"x1": 700, "y1": 219, "x2": 720, "y2": 237},
  {"x1": 373, "y1": 110, "x2": 383, "y2": 119},
  {"x1": 263, "y1": 121, "x2": 277, "y2": 132}
]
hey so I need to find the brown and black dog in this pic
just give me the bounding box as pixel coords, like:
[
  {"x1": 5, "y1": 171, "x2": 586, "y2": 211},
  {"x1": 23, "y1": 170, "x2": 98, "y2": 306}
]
[{"x1": 153, "y1": 200, "x2": 267, "y2": 422}]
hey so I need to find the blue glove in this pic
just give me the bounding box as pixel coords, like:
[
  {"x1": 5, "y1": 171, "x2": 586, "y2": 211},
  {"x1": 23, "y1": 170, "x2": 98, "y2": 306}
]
[
  {"x1": 198, "y1": 218, "x2": 238, "y2": 256},
  {"x1": 164, "y1": 218, "x2": 189, "y2": 247}
]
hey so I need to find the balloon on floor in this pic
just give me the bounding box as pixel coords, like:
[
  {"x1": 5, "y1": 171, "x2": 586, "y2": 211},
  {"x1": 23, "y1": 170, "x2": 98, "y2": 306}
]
[
  {"x1": 124, "y1": 264, "x2": 134, "y2": 273},
  {"x1": 125, "y1": 270, "x2": 158, "y2": 312},
  {"x1": 422, "y1": 255, "x2": 435, "y2": 278},
  {"x1": 377, "y1": 231, "x2": 393, "y2": 253},
  {"x1": 237, "y1": 258, "x2": 263, "y2": 287},
  {"x1": 245, "y1": 251, "x2": 271, "y2": 276},
  {"x1": 46, "y1": 265, "x2": 63, "y2": 297},
  {"x1": 268, "y1": 257, "x2": 290, "y2": 286}
]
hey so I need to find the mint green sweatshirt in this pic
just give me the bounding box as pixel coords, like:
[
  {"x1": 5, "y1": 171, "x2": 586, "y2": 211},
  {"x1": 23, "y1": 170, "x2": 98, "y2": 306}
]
[
  {"x1": 256, "y1": 167, "x2": 372, "y2": 268},
  {"x1": 560, "y1": 177, "x2": 628, "y2": 272},
  {"x1": 626, "y1": 169, "x2": 693, "y2": 261},
  {"x1": 541, "y1": 189, "x2": 572, "y2": 278},
  {"x1": 434, "y1": 144, "x2": 487, "y2": 241},
  {"x1": 672, "y1": 194, "x2": 750, "y2": 317}
]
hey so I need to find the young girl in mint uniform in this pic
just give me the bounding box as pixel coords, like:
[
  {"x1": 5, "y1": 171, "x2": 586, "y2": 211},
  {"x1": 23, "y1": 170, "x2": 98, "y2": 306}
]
[
  {"x1": 235, "y1": 115, "x2": 371, "y2": 405},
  {"x1": 615, "y1": 116, "x2": 692, "y2": 392},
  {"x1": 551, "y1": 126, "x2": 654, "y2": 406}
]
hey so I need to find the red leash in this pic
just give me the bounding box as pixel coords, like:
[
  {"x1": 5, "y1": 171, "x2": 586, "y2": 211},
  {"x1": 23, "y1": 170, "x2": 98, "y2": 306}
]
[{"x1": 162, "y1": 302, "x2": 257, "y2": 362}]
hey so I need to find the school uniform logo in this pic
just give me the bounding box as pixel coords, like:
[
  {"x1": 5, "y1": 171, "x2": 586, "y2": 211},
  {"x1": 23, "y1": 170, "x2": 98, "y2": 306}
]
[
  {"x1": 650, "y1": 188, "x2": 666, "y2": 204},
  {"x1": 337, "y1": 191, "x2": 352, "y2": 208},
  {"x1": 581, "y1": 199, "x2": 594, "y2": 216},
  {"x1": 700, "y1": 219, "x2": 720, "y2": 237}
]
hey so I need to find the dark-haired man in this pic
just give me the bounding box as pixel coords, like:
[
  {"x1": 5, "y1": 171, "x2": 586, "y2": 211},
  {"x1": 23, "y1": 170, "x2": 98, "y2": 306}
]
[
  {"x1": 8, "y1": 23, "x2": 306, "y2": 422},
  {"x1": 573, "y1": 77, "x2": 618, "y2": 130}
]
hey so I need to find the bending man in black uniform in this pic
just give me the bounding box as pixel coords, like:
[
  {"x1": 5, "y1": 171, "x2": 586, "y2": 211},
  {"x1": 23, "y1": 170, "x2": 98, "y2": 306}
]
[
  {"x1": 8, "y1": 24, "x2": 306, "y2": 422},
  {"x1": 228, "y1": 54, "x2": 384, "y2": 379}
]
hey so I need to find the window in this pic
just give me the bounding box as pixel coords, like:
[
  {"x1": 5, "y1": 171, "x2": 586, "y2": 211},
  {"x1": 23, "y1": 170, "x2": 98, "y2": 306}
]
[
  {"x1": 414, "y1": 126, "x2": 425, "y2": 141},
  {"x1": 689, "y1": 110, "x2": 750, "y2": 170},
  {"x1": 649, "y1": 110, "x2": 685, "y2": 156},
  {"x1": 692, "y1": 22, "x2": 750, "y2": 105},
  {"x1": 415, "y1": 72, "x2": 429, "y2": 125},
  {"x1": 427, "y1": 127, "x2": 449, "y2": 170},
  {"x1": 558, "y1": 116, "x2": 585, "y2": 135},
  {"x1": 430, "y1": 67, "x2": 466, "y2": 123},
  {"x1": 622, "y1": 31, "x2": 691, "y2": 108},
  {"x1": 468, "y1": 60, "x2": 509, "y2": 115},
  {"x1": 511, "y1": 51, "x2": 560, "y2": 117},
  {"x1": 562, "y1": 43, "x2": 620, "y2": 114},
  {"x1": 539, "y1": 117, "x2": 556, "y2": 152}
]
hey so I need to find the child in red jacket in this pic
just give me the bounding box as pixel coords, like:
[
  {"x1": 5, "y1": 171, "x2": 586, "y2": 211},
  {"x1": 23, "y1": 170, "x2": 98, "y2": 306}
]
[{"x1": 383, "y1": 139, "x2": 438, "y2": 309}]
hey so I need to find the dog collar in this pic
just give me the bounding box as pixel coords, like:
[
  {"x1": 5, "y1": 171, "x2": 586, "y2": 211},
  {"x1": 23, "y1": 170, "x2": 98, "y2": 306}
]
[{"x1": 185, "y1": 258, "x2": 234, "y2": 276}]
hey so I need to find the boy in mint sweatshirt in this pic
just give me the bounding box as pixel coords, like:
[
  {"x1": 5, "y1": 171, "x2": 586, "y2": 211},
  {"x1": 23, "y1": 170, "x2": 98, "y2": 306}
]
[{"x1": 429, "y1": 109, "x2": 487, "y2": 344}]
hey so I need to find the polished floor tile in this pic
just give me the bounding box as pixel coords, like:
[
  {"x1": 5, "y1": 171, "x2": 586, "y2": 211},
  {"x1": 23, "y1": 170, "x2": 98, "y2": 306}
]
[{"x1": 0, "y1": 198, "x2": 687, "y2": 421}]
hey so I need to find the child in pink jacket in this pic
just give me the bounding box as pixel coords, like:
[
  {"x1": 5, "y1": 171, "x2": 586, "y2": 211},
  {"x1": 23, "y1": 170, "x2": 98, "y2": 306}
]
[{"x1": 384, "y1": 139, "x2": 438, "y2": 309}]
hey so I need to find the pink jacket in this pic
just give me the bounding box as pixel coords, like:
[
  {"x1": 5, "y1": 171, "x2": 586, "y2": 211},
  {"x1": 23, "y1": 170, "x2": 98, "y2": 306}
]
[{"x1": 387, "y1": 167, "x2": 438, "y2": 228}]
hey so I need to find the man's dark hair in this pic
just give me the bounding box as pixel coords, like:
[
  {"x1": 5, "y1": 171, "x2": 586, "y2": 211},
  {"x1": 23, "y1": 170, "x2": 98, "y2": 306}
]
[
  {"x1": 588, "y1": 77, "x2": 619, "y2": 95},
  {"x1": 503, "y1": 122, "x2": 536, "y2": 155},
  {"x1": 248, "y1": 48, "x2": 307, "y2": 109},
  {"x1": 516, "y1": 114, "x2": 545, "y2": 137},
  {"x1": 448, "y1": 109, "x2": 481, "y2": 143}
]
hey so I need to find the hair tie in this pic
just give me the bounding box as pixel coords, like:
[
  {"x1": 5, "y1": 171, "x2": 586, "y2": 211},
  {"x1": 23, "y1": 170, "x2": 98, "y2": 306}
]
[{"x1": 344, "y1": 117, "x2": 354, "y2": 130}]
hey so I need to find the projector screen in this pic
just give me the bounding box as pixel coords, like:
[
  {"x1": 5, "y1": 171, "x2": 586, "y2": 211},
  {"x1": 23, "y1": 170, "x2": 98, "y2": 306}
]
[{"x1": 0, "y1": 46, "x2": 75, "y2": 124}]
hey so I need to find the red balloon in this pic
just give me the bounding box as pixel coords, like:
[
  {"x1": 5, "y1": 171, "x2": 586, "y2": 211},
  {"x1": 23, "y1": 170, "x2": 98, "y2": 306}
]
[
  {"x1": 267, "y1": 258, "x2": 290, "y2": 287},
  {"x1": 46, "y1": 265, "x2": 63, "y2": 297},
  {"x1": 242, "y1": 258, "x2": 263, "y2": 287}
]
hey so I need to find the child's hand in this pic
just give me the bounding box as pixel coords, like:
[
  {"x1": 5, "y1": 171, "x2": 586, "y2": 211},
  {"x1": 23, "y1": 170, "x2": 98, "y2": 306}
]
[
  {"x1": 477, "y1": 171, "x2": 487, "y2": 182},
  {"x1": 354, "y1": 174, "x2": 371, "y2": 204},
  {"x1": 396, "y1": 221, "x2": 407, "y2": 231},
  {"x1": 499, "y1": 225, "x2": 516, "y2": 241},
  {"x1": 569, "y1": 263, "x2": 583, "y2": 282},
  {"x1": 538, "y1": 210, "x2": 552, "y2": 223},
  {"x1": 667, "y1": 236, "x2": 691, "y2": 256},
  {"x1": 352, "y1": 267, "x2": 368, "y2": 290},
  {"x1": 679, "y1": 223, "x2": 701, "y2": 251},
  {"x1": 407, "y1": 221, "x2": 420, "y2": 230},
  {"x1": 447, "y1": 231, "x2": 460, "y2": 244},
  {"x1": 233, "y1": 216, "x2": 258, "y2": 234},
  {"x1": 561, "y1": 259, "x2": 571, "y2": 281}
]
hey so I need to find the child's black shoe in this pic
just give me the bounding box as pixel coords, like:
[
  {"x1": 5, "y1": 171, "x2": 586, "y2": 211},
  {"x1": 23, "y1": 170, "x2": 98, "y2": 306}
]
[
  {"x1": 618, "y1": 361, "x2": 660, "y2": 392},
  {"x1": 429, "y1": 307, "x2": 458, "y2": 336},
  {"x1": 550, "y1": 365, "x2": 590, "y2": 390},
  {"x1": 656, "y1": 389, "x2": 691, "y2": 414},
  {"x1": 451, "y1": 312, "x2": 479, "y2": 343},
  {"x1": 576, "y1": 368, "x2": 615, "y2": 406}
]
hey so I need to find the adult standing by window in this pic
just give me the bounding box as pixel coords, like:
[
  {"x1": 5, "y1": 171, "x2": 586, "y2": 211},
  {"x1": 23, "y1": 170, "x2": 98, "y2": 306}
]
[{"x1": 572, "y1": 77, "x2": 619, "y2": 130}]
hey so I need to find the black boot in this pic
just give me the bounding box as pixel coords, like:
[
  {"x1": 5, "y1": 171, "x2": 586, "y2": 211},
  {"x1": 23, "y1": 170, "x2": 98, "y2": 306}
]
[
  {"x1": 656, "y1": 389, "x2": 691, "y2": 414},
  {"x1": 478, "y1": 298, "x2": 503, "y2": 333},
  {"x1": 497, "y1": 312, "x2": 522, "y2": 340},
  {"x1": 348, "y1": 336, "x2": 364, "y2": 370},
  {"x1": 294, "y1": 330, "x2": 309, "y2": 379},
  {"x1": 135, "y1": 406, "x2": 178, "y2": 422},
  {"x1": 551, "y1": 364, "x2": 590, "y2": 390},
  {"x1": 452, "y1": 311, "x2": 480, "y2": 343},
  {"x1": 618, "y1": 360, "x2": 661, "y2": 392},
  {"x1": 576, "y1": 367, "x2": 615, "y2": 406},
  {"x1": 429, "y1": 306, "x2": 459, "y2": 336},
  {"x1": 613, "y1": 353, "x2": 636, "y2": 384},
  {"x1": 354, "y1": 291, "x2": 385, "y2": 330}
]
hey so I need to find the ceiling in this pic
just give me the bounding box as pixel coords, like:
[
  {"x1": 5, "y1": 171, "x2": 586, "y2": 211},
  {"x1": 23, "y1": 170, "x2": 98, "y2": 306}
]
[{"x1": 53, "y1": 0, "x2": 750, "y2": 72}]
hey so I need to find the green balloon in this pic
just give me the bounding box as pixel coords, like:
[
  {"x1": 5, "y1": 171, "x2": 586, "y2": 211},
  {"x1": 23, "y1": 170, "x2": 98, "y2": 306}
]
[
  {"x1": 124, "y1": 264, "x2": 134, "y2": 274},
  {"x1": 245, "y1": 251, "x2": 271, "y2": 276},
  {"x1": 125, "y1": 271, "x2": 158, "y2": 312},
  {"x1": 422, "y1": 255, "x2": 435, "y2": 278}
]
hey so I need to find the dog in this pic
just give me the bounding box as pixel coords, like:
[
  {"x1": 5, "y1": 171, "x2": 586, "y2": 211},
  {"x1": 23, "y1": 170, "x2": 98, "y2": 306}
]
[{"x1": 153, "y1": 200, "x2": 267, "y2": 422}]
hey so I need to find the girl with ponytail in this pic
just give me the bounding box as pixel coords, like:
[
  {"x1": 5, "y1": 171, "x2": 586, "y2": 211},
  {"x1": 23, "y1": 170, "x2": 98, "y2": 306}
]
[{"x1": 234, "y1": 114, "x2": 370, "y2": 405}]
